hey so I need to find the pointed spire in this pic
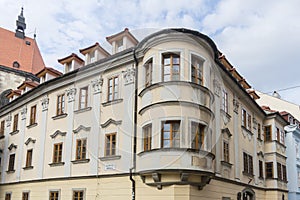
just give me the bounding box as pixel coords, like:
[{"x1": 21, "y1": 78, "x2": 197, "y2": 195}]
[{"x1": 15, "y1": 7, "x2": 26, "y2": 39}]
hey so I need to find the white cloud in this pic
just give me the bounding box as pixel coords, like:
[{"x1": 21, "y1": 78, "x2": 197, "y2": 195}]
[{"x1": 0, "y1": 0, "x2": 299, "y2": 105}]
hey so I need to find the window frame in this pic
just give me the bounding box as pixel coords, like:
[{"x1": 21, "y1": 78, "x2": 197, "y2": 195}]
[
  {"x1": 277, "y1": 162, "x2": 282, "y2": 180},
  {"x1": 264, "y1": 125, "x2": 272, "y2": 142},
  {"x1": 105, "y1": 133, "x2": 116, "y2": 156},
  {"x1": 265, "y1": 162, "x2": 273, "y2": 179},
  {"x1": 107, "y1": 76, "x2": 119, "y2": 101},
  {"x1": 223, "y1": 140, "x2": 230, "y2": 163},
  {"x1": 162, "y1": 53, "x2": 180, "y2": 82},
  {"x1": 25, "y1": 149, "x2": 33, "y2": 167},
  {"x1": 8, "y1": 153, "x2": 15, "y2": 171},
  {"x1": 75, "y1": 138, "x2": 87, "y2": 160},
  {"x1": 5, "y1": 193, "x2": 11, "y2": 200},
  {"x1": 79, "y1": 87, "x2": 88, "y2": 110},
  {"x1": 56, "y1": 94, "x2": 65, "y2": 115},
  {"x1": 161, "y1": 120, "x2": 181, "y2": 148},
  {"x1": 73, "y1": 190, "x2": 84, "y2": 200},
  {"x1": 53, "y1": 143, "x2": 63, "y2": 163},
  {"x1": 243, "y1": 152, "x2": 253, "y2": 175},
  {"x1": 257, "y1": 123, "x2": 261, "y2": 140},
  {"x1": 13, "y1": 114, "x2": 18, "y2": 132},
  {"x1": 259, "y1": 160, "x2": 264, "y2": 178},
  {"x1": 222, "y1": 89, "x2": 228, "y2": 113},
  {"x1": 0, "y1": 120, "x2": 5, "y2": 136},
  {"x1": 49, "y1": 190, "x2": 60, "y2": 200},
  {"x1": 144, "y1": 59, "x2": 153, "y2": 87},
  {"x1": 143, "y1": 124, "x2": 152, "y2": 151},
  {"x1": 191, "y1": 54, "x2": 204, "y2": 85},
  {"x1": 22, "y1": 192, "x2": 29, "y2": 200},
  {"x1": 191, "y1": 122, "x2": 205, "y2": 150},
  {"x1": 29, "y1": 105, "x2": 37, "y2": 125}
]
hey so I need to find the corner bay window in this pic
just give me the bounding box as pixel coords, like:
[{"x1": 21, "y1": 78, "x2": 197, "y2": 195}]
[
  {"x1": 144, "y1": 59, "x2": 153, "y2": 87},
  {"x1": 265, "y1": 162, "x2": 273, "y2": 179},
  {"x1": 264, "y1": 125, "x2": 272, "y2": 142},
  {"x1": 105, "y1": 133, "x2": 116, "y2": 156},
  {"x1": 161, "y1": 120, "x2": 180, "y2": 148},
  {"x1": 108, "y1": 77, "x2": 119, "y2": 101},
  {"x1": 191, "y1": 122, "x2": 204, "y2": 150},
  {"x1": 162, "y1": 53, "x2": 180, "y2": 81},
  {"x1": 191, "y1": 54, "x2": 203, "y2": 84},
  {"x1": 76, "y1": 139, "x2": 87, "y2": 160},
  {"x1": 143, "y1": 124, "x2": 152, "y2": 151}
]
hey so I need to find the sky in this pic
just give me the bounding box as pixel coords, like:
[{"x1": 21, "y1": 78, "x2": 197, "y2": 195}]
[{"x1": 1, "y1": 0, "x2": 300, "y2": 105}]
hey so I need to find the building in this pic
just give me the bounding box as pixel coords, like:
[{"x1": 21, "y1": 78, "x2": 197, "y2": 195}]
[
  {"x1": 257, "y1": 92, "x2": 300, "y2": 199},
  {"x1": 0, "y1": 28, "x2": 288, "y2": 199},
  {"x1": 0, "y1": 8, "x2": 45, "y2": 106}
]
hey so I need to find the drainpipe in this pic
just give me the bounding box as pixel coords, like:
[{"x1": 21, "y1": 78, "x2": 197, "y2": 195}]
[{"x1": 130, "y1": 48, "x2": 138, "y2": 200}]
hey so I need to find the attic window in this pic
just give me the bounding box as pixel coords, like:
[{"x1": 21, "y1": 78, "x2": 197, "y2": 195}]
[
  {"x1": 13, "y1": 61, "x2": 20, "y2": 68},
  {"x1": 25, "y1": 41, "x2": 31, "y2": 45}
]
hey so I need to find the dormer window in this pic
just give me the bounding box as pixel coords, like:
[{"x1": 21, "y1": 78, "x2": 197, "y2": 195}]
[
  {"x1": 66, "y1": 62, "x2": 72, "y2": 73},
  {"x1": 13, "y1": 61, "x2": 20, "y2": 68},
  {"x1": 116, "y1": 39, "x2": 123, "y2": 52},
  {"x1": 90, "y1": 51, "x2": 96, "y2": 63},
  {"x1": 58, "y1": 53, "x2": 84, "y2": 74}
]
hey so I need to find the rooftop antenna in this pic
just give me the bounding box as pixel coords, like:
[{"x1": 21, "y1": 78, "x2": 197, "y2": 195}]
[{"x1": 34, "y1": 28, "x2": 36, "y2": 39}]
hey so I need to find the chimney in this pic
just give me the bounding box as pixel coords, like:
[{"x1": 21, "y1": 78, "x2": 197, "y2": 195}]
[{"x1": 272, "y1": 91, "x2": 281, "y2": 99}]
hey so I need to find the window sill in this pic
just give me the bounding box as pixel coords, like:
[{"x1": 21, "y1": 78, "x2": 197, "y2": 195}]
[
  {"x1": 221, "y1": 109, "x2": 231, "y2": 119},
  {"x1": 74, "y1": 107, "x2": 92, "y2": 114},
  {"x1": 242, "y1": 171, "x2": 254, "y2": 178},
  {"x1": 221, "y1": 161, "x2": 233, "y2": 168},
  {"x1": 274, "y1": 140, "x2": 286, "y2": 148},
  {"x1": 23, "y1": 166, "x2": 34, "y2": 170},
  {"x1": 27, "y1": 123, "x2": 37, "y2": 129},
  {"x1": 102, "y1": 99, "x2": 123, "y2": 107},
  {"x1": 9, "y1": 130, "x2": 19, "y2": 135},
  {"x1": 71, "y1": 159, "x2": 90, "y2": 164},
  {"x1": 49, "y1": 162, "x2": 65, "y2": 167},
  {"x1": 52, "y1": 113, "x2": 68, "y2": 120},
  {"x1": 6, "y1": 170, "x2": 15, "y2": 174},
  {"x1": 99, "y1": 155, "x2": 121, "y2": 161},
  {"x1": 241, "y1": 126, "x2": 253, "y2": 135}
]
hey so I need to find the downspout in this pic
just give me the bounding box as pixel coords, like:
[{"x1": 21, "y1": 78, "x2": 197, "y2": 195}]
[{"x1": 130, "y1": 48, "x2": 138, "y2": 200}]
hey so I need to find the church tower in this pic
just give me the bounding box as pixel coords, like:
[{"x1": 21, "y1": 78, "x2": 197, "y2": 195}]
[{"x1": 15, "y1": 7, "x2": 26, "y2": 39}]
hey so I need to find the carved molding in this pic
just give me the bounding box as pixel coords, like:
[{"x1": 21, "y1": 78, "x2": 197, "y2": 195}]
[
  {"x1": 123, "y1": 65, "x2": 135, "y2": 85},
  {"x1": 21, "y1": 106, "x2": 27, "y2": 120},
  {"x1": 73, "y1": 125, "x2": 91, "y2": 134},
  {"x1": 101, "y1": 118, "x2": 122, "y2": 128},
  {"x1": 25, "y1": 137, "x2": 36, "y2": 145},
  {"x1": 6, "y1": 113, "x2": 12, "y2": 127},
  {"x1": 257, "y1": 151, "x2": 264, "y2": 158},
  {"x1": 221, "y1": 128, "x2": 232, "y2": 138},
  {"x1": 8, "y1": 143, "x2": 17, "y2": 151},
  {"x1": 66, "y1": 88, "x2": 77, "y2": 102},
  {"x1": 41, "y1": 95, "x2": 49, "y2": 111},
  {"x1": 91, "y1": 75, "x2": 103, "y2": 94},
  {"x1": 233, "y1": 98, "x2": 240, "y2": 114},
  {"x1": 213, "y1": 79, "x2": 221, "y2": 97},
  {"x1": 50, "y1": 130, "x2": 67, "y2": 139}
]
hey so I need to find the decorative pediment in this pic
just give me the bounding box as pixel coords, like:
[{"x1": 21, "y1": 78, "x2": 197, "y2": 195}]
[
  {"x1": 8, "y1": 143, "x2": 17, "y2": 151},
  {"x1": 25, "y1": 137, "x2": 36, "y2": 145},
  {"x1": 73, "y1": 125, "x2": 91, "y2": 134},
  {"x1": 257, "y1": 151, "x2": 264, "y2": 158},
  {"x1": 221, "y1": 128, "x2": 232, "y2": 138},
  {"x1": 101, "y1": 118, "x2": 122, "y2": 128},
  {"x1": 50, "y1": 130, "x2": 67, "y2": 138}
]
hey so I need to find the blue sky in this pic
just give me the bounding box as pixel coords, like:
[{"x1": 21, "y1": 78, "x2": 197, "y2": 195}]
[{"x1": 1, "y1": 0, "x2": 300, "y2": 105}]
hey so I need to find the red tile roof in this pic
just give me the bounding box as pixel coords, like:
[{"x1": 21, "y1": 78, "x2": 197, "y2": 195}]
[
  {"x1": 58, "y1": 53, "x2": 84, "y2": 64},
  {"x1": 0, "y1": 27, "x2": 45, "y2": 74},
  {"x1": 35, "y1": 67, "x2": 62, "y2": 78},
  {"x1": 79, "y1": 42, "x2": 110, "y2": 57},
  {"x1": 6, "y1": 89, "x2": 21, "y2": 98},
  {"x1": 106, "y1": 28, "x2": 138, "y2": 44},
  {"x1": 17, "y1": 80, "x2": 39, "y2": 90}
]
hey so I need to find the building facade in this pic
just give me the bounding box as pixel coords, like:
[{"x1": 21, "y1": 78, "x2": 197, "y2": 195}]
[{"x1": 0, "y1": 28, "x2": 288, "y2": 199}]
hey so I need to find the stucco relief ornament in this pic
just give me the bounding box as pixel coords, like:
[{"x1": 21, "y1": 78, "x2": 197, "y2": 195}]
[
  {"x1": 6, "y1": 113, "x2": 12, "y2": 127},
  {"x1": 41, "y1": 95, "x2": 49, "y2": 111},
  {"x1": 233, "y1": 98, "x2": 239, "y2": 114},
  {"x1": 91, "y1": 75, "x2": 103, "y2": 94},
  {"x1": 66, "y1": 88, "x2": 76, "y2": 102},
  {"x1": 123, "y1": 66, "x2": 135, "y2": 85},
  {"x1": 213, "y1": 79, "x2": 221, "y2": 97},
  {"x1": 21, "y1": 106, "x2": 27, "y2": 120}
]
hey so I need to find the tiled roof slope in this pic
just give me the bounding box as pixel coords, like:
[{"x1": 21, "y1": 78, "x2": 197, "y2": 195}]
[{"x1": 0, "y1": 27, "x2": 45, "y2": 74}]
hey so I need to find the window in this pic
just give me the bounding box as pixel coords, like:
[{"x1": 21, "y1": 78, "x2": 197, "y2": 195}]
[
  {"x1": 191, "y1": 54, "x2": 203, "y2": 84},
  {"x1": 191, "y1": 122, "x2": 204, "y2": 150},
  {"x1": 259, "y1": 160, "x2": 263, "y2": 178},
  {"x1": 143, "y1": 124, "x2": 152, "y2": 151},
  {"x1": 5, "y1": 193, "x2": 11, "y2": 200},
  {"x1": 264, "y1": 125, "x2": 272, "y2": 141},
  {"x1": 8, "y1": 154, "x2": 15, "y2": 171},
  {"x1": 161, "y1": 120, "x2": 180, "y2": 148},
  {"x1": 22, "y1": 192, "x2": 29, "y2": 200},
  {"x1": 162, "y1": 53, "x2": 180, "y2": 81},
  {"x1": 242, "y1": 109, "x2": 247, "y2": 127},
  {"x1": 76, "y1": 139, "x2": 87, "y2": 160},
  {"x1": 25, "y1": 149, "x2": 33, "y2": 167},
  {"x1": 66, "y1": 62, "x2": 72, "y2": 73},
  {"x1": 0, "y1": 120, "x2": 5, "y2": 136},
  {"x1": 73, "y1": 190, "x2": 84, "y2": 200},
  {"x1": 144, "y1": 59, "x2": 153, "y2": 87},
  {"x1": 105, "y1": 133, "x2": 116, "y2": 156},
  {"x1": 49, "y1": 191, "x2": 59, "y2": 200},
  {"x1": 53, "y1": 143, "x2": 63, "y2": 163},
  {"x1": 243, "y1": 152, "x2": 253, "y2": 175},
  {"x1": 223, "y1": 141, "x2": 229, "y2": 162},
  {"x1": 57, "y1": 94, "x2": 65, "y2": 115},
  {"x1": 108, "y1": 77, "x2": 119, "y2": 101},
  {"x1": 116, "y1": 39, "x2": 123, "y2": 52},
  {"x1": 90, "y1": 50, "x2": 96, "y2": 63},
  {"x1": 79, "y1": 87, "x2": 88, "y2": 109},
  {"x1": 247, "y1": 113, "x2": 252, "y2": 130},
  {"x1": 222, "y1": 89, "x2": 228, "y2": 113},
  {"x1": 265, "y1": 162, "x2": 273, "y2": 179},
  {"x1": 277, "y1": 162, "x2": 282, "y2": 180},
  {"x1": 276, "y1": 127, "x2": 280, "y2": 142},
  {"x1": 257, "y1": 123, "x2": 261, "y2": 140},
  {"x1": 282, "y1": 165, "x2": 287, "y2": 181},
  {"x1": 280, "y1": 130, "x2": 285, "y2": 144},
  {"x1": 13, "y1": 114, "x2": 18, "y2": 132},
  {"x1": 30, "y1": 105, "x2": 37, "y2": 125}
]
